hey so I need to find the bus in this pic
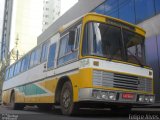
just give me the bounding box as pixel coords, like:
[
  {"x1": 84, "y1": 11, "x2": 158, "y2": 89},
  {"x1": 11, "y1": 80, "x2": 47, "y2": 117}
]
[{"x1": 2, "y1": 13, "x2": 155, "y2": 115}]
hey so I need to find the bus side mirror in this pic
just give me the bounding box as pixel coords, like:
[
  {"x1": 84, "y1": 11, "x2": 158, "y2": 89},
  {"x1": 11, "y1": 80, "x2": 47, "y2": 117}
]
[{"x1": 69, "y1": 30, "x2": 75, "y2": 45}]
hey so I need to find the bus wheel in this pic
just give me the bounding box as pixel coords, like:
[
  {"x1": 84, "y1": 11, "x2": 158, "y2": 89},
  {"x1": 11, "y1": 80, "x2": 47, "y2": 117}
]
[
  {"x1": 10, "y1": 92, "x2": 24, "y2": 110},
  {"x1": 60, "y1": 81, "x2": 79, "y2": 116}
]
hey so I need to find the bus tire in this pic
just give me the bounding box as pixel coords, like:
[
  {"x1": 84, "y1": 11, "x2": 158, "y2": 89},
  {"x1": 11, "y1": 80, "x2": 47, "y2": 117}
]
[
  {"x1": 10, "y1": 92, "x2": 24, "y2": 110},
  {"x1": 60, "y1": 81, "x2": 79, "y2": 116}
]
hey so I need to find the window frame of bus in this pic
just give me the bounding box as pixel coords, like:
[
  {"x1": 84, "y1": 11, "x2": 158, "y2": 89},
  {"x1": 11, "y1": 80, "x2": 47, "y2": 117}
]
[
  {"x1": 13, "y1": 60, "x2": 21, "y2": 76},
  {"x1": 8, "y1": 64, "x2": 15, "y2": 79},
  {"x1": 5, "y1": 68, "x2": 9, "y2": 80},
  {"x1": 20, "y1": 54, "x2": 30, "y2": 73},
  {"x1": 29, "y1": 46, "x2": 42, "y2": 68},
  {"x1": 41, "y1": 41, "x2": 49, "y2": 63},
  {"x1": 47, "y1": 43, "x2": 57, "y2": 69},
  {"x1": 57, "y1": 25, "x2": 81, "y2": 66}
]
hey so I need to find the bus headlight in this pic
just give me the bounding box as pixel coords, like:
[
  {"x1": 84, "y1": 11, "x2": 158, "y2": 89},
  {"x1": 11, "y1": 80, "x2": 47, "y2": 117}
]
[
  {"x1": 138, "y1": 95, "x2": 155, "y2": 103},
  {"x1": 101, "y1": 92, "x2": 108, "y2": 100},
  {"x1": 92, "y1": 90, "x2": 114, "y2": 100},
  {"x1": 144, "y1": 96, "x2": 150, "y2": 103},
  {"x1": 92, "y1": 90, "x2": 101, "y2": 99},
  {"x1": 108, "y1": 92, "x2": 117, "y2": 101},
  {"x1": 149, "y1": 96, "x2": 155, "y2": 103},
  {"x1": 138, "y1": 95, "x2": 144, "y2": 102}
]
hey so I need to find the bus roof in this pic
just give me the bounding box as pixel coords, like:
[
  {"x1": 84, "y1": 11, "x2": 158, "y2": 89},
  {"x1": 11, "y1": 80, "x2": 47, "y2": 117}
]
[{"x1": 59, "y1": 13, "x2": 146, "y2": 36}]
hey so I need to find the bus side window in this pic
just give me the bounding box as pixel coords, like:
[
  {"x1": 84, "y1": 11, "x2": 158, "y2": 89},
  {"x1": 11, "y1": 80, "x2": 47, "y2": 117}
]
[
  {"x1": 5, "y1": 69, "x2": 9, "y2": 80},
  {"x1": 21, "y1": 58, "x2": 25, "y2": 72},
  {"x1": 30, "y1": 50, "x2": 35, "y2": 68},
  {"x1": 21, "y1": 54, "x2": 30, "y2": 72},
  {"x1": 47, "y1": 43, "x2": 57, "y2": 69},
  {"x1": 74, "y1": 25, "x2": 81, "y2": 50},
  {"x1": 13, "y1": 63, "x2": 18, "y2": 76},
  {"x1": 14, "y1": 60, "x2": 21, "y2": 76},
  {"x1": 29, "y1": 47, "x2": 41, "y2": 68},
  {"x1": 41, "y1": 42, "x2": 49, "y2": 62},
  {"x1": 34, "y1": 47, "x2": 41, "y2": 65},
  {"x1": 8, "y1": 65, "x2": 14, "y2": 79},
  {"x1": 58, "y1": 29, "x2": 78, "y2": 65},
  {"x1": 24, "y1": 54, "x2": 30, "y2": 71}
]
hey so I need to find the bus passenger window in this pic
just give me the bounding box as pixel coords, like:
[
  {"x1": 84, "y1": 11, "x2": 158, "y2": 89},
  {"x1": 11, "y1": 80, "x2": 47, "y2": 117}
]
[
  {"x1": 14, "y1": 61, "x2": 21, "y2": 76},
  {"x1": 8, "y1": 65, "x2": 14, "y2": 78},
  {"x1": 34, "y1": 47, "x2": 41, "y2": 65},
  {"x1": 21, "y1": 54, "x2": 30, "y2": 72},
  {"x1": 75, "y1": 25, "x2": 81, "y2": 49},
  {"x1": 41, "y1": 42, "x2": 49, "y2": 62},
  {"x1": 47, "y1": 43, "x2": 57, "y2": 69},
  {"x1": 21, "y1": 58, "x2": 25, "y2": 72},
  {"x1": 30, "y1": 50, "x2": 35, "y2": 68},
  {"x1": 59, "y1": 35, "x2": 68, "y2": 58},
  {"x1": 5, "y1": 69, "x2": 9, "y2": 80},
  {"x1": 24, "y1": 55, "x2": 30, "y2": 71}
]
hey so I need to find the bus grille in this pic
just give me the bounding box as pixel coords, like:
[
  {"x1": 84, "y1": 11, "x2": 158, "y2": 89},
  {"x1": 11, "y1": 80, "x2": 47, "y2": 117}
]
[{"x1": 93, "y1": 70, "x2": 152, "y2": 93}]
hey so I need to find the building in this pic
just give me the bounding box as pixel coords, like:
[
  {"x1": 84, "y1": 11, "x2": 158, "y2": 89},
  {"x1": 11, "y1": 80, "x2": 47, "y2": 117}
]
[
  {"x1": 1, "y1": 0, "x2": 13, "y2": 62},
  {"x1": 0, "y1": 0, "x2": 5, "y2": 59},
  {"x1": 1, "y1": 0, "x2": 43, "y2": 64},
  {"x1": 42, "y1": 0, "x2": 61, "y2": 31},
  {"x1": 37, "y1": 0, "x2": 160, "y2": 101},
  {"x1": 93, "y1": 0, "x2": 160, "y2": 102},
  {"x1": 42, "y1": 0, "x2": 78, "y2": 31}
]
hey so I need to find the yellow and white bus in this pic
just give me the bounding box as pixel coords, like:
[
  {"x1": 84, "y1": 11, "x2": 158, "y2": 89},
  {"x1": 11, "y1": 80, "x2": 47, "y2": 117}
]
[{"x1": 2, "y1": 13, "x2": 155, "y2": 115}]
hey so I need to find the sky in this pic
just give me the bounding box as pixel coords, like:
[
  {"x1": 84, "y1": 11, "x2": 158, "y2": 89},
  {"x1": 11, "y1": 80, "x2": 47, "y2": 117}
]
[
  {"x1": 61, "y1": 0, "x2": 78, "y2": 15},
  {"x1": 0, "y1": 0, "x2": 78, "y2": 53}
]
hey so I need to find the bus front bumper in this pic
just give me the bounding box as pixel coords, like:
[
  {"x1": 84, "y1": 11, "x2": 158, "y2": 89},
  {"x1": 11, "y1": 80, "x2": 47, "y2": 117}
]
[{"x1": 78, "y1": 88, "x2": 155, "y2": 105}]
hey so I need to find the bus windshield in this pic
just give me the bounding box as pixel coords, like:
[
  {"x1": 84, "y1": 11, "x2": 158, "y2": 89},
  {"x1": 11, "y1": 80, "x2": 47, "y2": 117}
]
[{"x1": 83, "y1": 22, "x2": 145, "y2": 65}]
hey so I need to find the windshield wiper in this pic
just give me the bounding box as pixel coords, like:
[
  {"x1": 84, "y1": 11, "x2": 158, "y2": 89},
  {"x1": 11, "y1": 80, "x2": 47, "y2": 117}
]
[{"x1": 127, "y1": 50, "x2": 144, "y2": 67}]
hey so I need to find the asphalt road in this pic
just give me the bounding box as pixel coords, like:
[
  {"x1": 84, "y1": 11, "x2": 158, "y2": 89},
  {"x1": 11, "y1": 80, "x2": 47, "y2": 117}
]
[{"x1": 0, "y1": 105, "x2": 160, "y2": 120}]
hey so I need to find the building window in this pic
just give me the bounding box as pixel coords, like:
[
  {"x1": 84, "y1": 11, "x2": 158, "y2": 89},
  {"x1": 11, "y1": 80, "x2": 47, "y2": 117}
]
[
  {"x1": 135, "y1": 0, "x2": 155, "y2": 23},
  {"x1": 119, "y1": 0, "x2": 136, "y2": 24},
  {"x1": 155, "y1": 0, "x2": 160, "y2": 14},
  {"x1": 104, "y1": 0, "x2": 119, "y2": 18},
  {"x1": 43, "y1": 22, "x2": 48, "y2": 25},
  {"x1": 46, "y1": 8, "x2": 49, "y2": 11}
]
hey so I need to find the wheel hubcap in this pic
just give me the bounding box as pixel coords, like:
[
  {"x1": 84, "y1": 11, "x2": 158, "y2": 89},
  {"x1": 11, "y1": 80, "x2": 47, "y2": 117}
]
[{"x1": 63, "y1": 89, "x2": 71, "y2": 109}]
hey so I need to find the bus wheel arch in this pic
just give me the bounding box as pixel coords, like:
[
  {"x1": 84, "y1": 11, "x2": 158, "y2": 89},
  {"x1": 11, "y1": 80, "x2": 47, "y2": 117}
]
[
  {"x1": 10, "y1": 89, "x2": 15, "y2": 103},
  {"x1": 56, "y1": 77, "x2": 79, "y2": 115},
  {"x1": 10, "y1": 89, "x2": 16, "y2": 109},
  {"x1": 55, "y1": 76, "x2": 71, "y2": 104},
  {"x1": 10, "y1": 89, "x2": 24, "y2": 110}
]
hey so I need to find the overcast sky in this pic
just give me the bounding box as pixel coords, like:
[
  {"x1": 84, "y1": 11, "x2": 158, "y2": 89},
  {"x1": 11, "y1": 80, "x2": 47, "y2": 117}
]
[
  {"x1": 0, "y1": 0, "x2": 78, "y2": 42},
  {"x1": 0, "y1": 0, "x2": 4, "y2": 20},
  {"x1": 61, "y1": 0, "x2": 78, "y2": 15}
]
